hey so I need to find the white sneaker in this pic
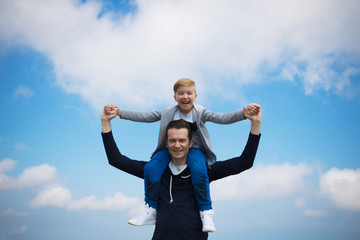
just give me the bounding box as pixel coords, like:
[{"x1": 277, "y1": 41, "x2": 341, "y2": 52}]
[
  {"x1": 128, "y1": 204, "x2": 157, "y2": 226},
  {"x1": 200, "y1": 209, "x2": 216, "y2": 232}
]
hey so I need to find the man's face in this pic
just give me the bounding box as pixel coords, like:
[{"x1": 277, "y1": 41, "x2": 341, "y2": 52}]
[
  {"x1": 174, "y1": 85, "x2": 197, "y2": 115},
  {"x1": 166, "y1": 128, "x2": 193, "y2": 164}
]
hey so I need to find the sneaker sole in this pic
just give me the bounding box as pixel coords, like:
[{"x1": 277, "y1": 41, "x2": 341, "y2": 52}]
[
  {"x1": 128, "y1": 221, "x2": 156, "y2": 226},
  {"x1": 202, "y1": 228, "x2": 216, "y2": 232}
]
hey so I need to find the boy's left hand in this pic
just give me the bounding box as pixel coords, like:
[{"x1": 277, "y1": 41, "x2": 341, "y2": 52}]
[
  {"x1": 105, "y1": 104, "x2": 118, "y2": 115},
  {"x1": 245, "y1": 103, "x2": 260, "y2": 116}
]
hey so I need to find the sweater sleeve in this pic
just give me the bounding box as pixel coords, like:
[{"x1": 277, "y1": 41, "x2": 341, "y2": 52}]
[
  {"x1": 102, "y1": 131, "x2": 147, "y2": 179},
  {"x1": 201, "y1": 108, "x2": 246, "y2": 124},
  {"x1": 121, "y1": 109, "x2": 161, "y2": 122},
  {"x1": 208, "y1": 132, "x2": 261, "y2": 182}
]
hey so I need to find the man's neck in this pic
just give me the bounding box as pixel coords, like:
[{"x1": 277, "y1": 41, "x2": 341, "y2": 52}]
[{"x1": 171, "y1": 158, "x2": 187, "y2": 166}]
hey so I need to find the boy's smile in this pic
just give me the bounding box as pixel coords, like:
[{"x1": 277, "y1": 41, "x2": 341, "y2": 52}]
[{"x1": 174, "y1": 86, "x2": 197, "y2": 115}]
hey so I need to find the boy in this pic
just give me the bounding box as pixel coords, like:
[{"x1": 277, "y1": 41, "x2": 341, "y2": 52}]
[{"x1": 105, "y1": 78, "x2": 258, "y2": 232}]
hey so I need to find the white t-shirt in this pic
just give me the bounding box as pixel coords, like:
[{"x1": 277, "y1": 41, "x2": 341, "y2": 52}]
[
  {"x1": 173, "y1": 108, "x2": 201, "y2": 149},
  {"x1": 168, "y1": 161, "x2": 187, "y2": 175}
]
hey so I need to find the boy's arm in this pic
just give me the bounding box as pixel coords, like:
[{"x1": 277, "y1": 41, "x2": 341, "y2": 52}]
[
  {"x1": 201, "y1": 108, "x2": 246, "y2": 124},
  {"x1": 104, "y1": 104, "x2": 162, "y2": 123},
  {"x1": 201, "y1": 103, "x2": 260, "y2": 124},
  {"x1": 120, "y1": 109, "x2": 162, "y2": 122}
]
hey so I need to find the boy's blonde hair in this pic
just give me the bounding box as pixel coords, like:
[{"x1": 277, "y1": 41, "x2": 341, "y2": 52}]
[{"x1": 173, "y1": 78, "x2": 196, "y2": 93}]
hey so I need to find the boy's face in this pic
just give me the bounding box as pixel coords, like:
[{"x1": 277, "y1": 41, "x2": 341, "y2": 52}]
[{"x1": 174, "y1": 85, "x2": 197, "y2": 115}]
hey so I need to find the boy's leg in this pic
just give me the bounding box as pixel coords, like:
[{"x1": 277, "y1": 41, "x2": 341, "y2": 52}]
[
  {"x1": 144, "y1": 148, "x2": 171, "y2": 209},
  {"x1": 128, "y1": 148, "x2": 171, "y2": 226},
  {"x1": 187, "y1": 148, "x2": 216, "y2": 232}
]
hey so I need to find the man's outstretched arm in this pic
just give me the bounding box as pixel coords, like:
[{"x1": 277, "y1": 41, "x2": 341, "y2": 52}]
[
  {"x1": 101, "y1": 107, "x2": 146, "y2": 179},
  {"x1": 101, "y1": 105, "x2": 117, "y2": 133},
  {"x1": 245, "y1": 103, "x2": 261, "y2": 135},
  {"x1": 208, "y1": 104, "x2": 262, "y2": 181}
]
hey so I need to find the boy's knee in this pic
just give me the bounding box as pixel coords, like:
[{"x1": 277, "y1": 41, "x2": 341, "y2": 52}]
[
  {"x1": 153, "y1": 148, "x2": 171, "y2": 159},
  {"x1": 144, "y1": 161, "x2": 155, "y2": 173},
  {"x1": 189, "y1": 147, "x2": 204, "y2": 156},
  {"x1": 188, "y1": 148, "x2": 207, "y2": 170}
]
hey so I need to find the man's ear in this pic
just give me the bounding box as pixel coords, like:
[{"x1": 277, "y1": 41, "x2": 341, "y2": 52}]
[{"x1": 189, "y1": 139, "x2": 193, "y2": 148}]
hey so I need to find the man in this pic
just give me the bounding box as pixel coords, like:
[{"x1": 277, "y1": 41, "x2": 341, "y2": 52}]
[{"x1": 101, "y1": 104, "x2": 261, "y2": 240}]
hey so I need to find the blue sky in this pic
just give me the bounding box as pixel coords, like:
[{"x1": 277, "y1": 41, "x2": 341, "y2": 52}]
[{"x1": 0, "y1": 0, "x2": 360, "y2": 239}]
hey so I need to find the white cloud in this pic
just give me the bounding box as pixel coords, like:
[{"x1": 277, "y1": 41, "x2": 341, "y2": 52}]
[
  {"x1": 320, "y1": 167, "x2": 360, "y2": 211},
  {"x1": 0, "y1": 0, "x2": 359, "y2": 110},
  {"x1": 68, "y1": 192, "x2": 142, "y2": 212},
  {"x1": 31, "y1": 185, "x2": 143, "y2": 214},
  {"x1": 0, "y1": 158, "x2": 16, "y2": 173},
  {"x1": 0, "y1": 208, "x2": 29, "y2": 217},
  {"x1": 211, "y1": 163, "x2": 313, "y2": 200},
  {"x1": 0, "y1": 159, "x2": 57, "y2": 190},
  {"x1": 30, "y1": 185, "x2": 72, "y2": 208},
  {"x1": 18, "y1": 164, "x2": 57, "y2": 187},
  {"x1": 13, "y1": 85, "x2": 34, "y2": 98},
  {"x1": 0, "y1": 159, "x2": 143, "y2": 214}
]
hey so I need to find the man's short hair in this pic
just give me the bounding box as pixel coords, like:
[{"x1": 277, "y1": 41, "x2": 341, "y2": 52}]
[{"x1": 165, "y1": 119, "x2": 192, "y2": 141}]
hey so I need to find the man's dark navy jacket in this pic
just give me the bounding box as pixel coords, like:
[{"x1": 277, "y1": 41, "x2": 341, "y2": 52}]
[{"x1": 102, "y1": 131, "x2": 260, "y2": 240}]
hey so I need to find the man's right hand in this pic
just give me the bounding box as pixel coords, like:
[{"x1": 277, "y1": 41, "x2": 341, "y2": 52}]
[
  {"x1": 243, "y1": 103, "x2": 261, "y2": 135},
  {"x1": 101, "y1": 105, "x2": 118, "y2": 133},
  {"x1": 244, "y1": 103, "x2": 261, "y2": 122},
  {"x1": 105, "y1": 104, "x2": 122, "y2": 117},
  {"x1": 101, "y1": 109, "x2": 117, "y2": 121}
]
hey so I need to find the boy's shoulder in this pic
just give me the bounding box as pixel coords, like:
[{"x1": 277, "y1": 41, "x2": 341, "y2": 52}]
[
  {"x1": 165, "y1": 104, "x2": 178, "y2": 110},
  {"x1": 193, "y1": 104, "x2": 205, "y2": 111}
]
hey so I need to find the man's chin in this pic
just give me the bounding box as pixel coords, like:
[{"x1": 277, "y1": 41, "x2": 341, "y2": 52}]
[{"x1": 172, "y1": 154, "x2": 185, "y2": 161}]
